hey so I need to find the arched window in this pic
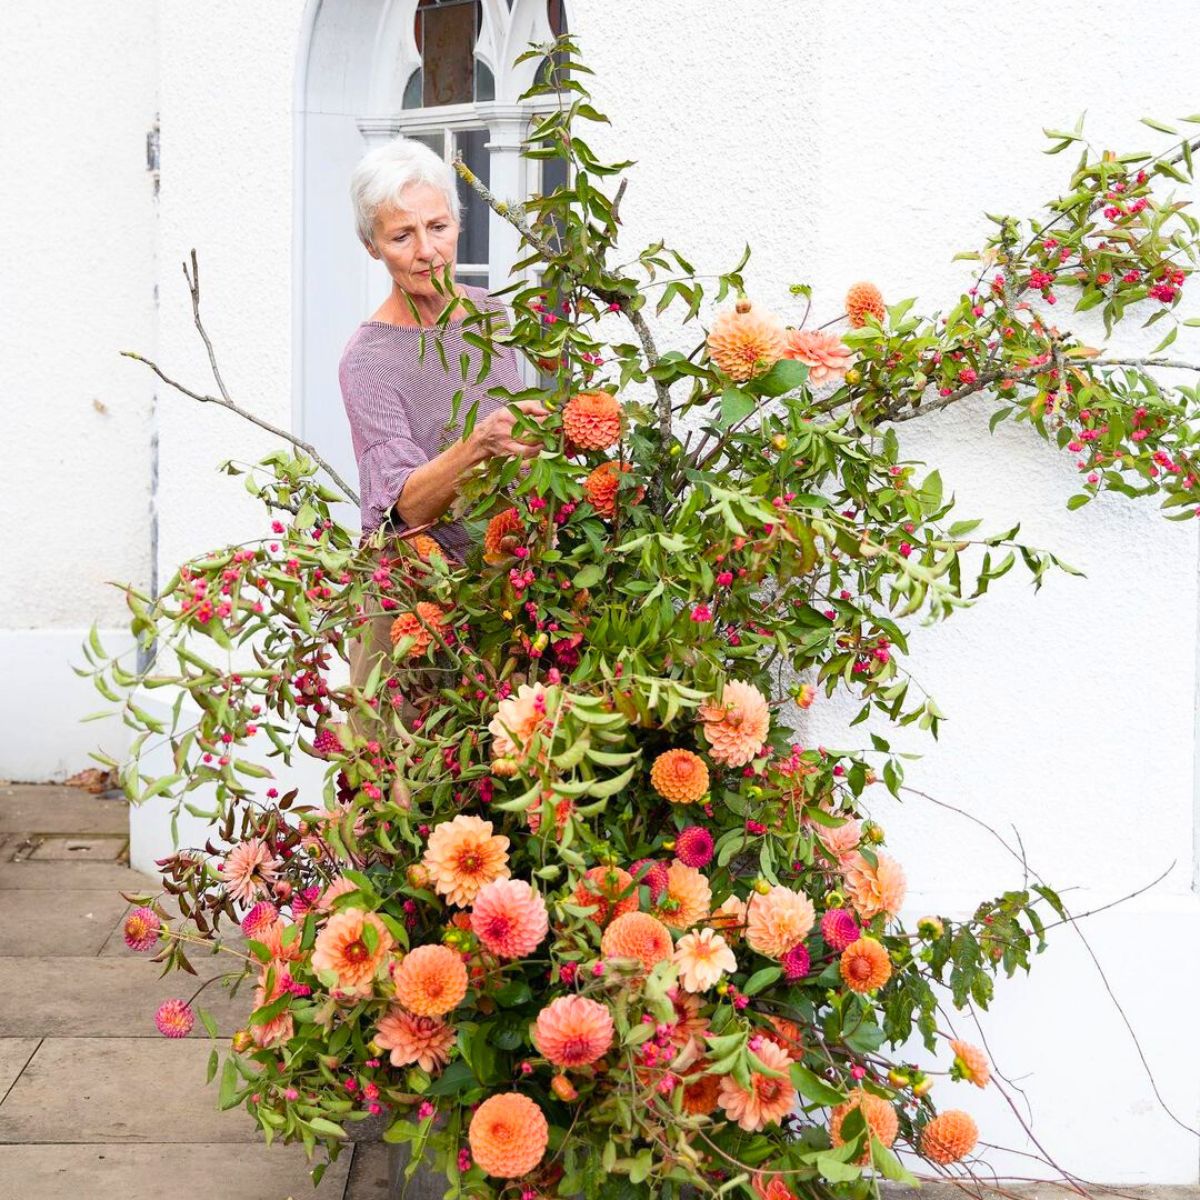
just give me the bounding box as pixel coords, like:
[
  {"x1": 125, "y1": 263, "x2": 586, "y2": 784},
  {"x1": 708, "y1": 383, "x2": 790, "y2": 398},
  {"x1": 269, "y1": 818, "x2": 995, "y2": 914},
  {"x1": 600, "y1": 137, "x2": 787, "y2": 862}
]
[{"x1": 296, "y1": 0, "x2": 570, "y2": 511}]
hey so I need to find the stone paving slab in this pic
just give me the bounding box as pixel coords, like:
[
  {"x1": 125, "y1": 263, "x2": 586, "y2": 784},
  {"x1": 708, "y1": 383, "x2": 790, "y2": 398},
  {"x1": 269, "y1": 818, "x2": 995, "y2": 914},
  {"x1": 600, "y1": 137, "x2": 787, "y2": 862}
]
[
  {"x1": 0, "y1": 1038, "x2": 258, "y2": 1143},
  {"x1": 0, "y1": 889, "x2": 129, "y2": 956},
  {"x1": 0, "y1": 957, "x2": 249, "y2": 1038},
  {"x1": 0, "y1": 1039, "x2": 39, "y2": 1100},
  {"x1": 0, "y1": 785, "x2": 128, "y2": 835},
  {"x1": 0, "y1": 859, "x2": 151, "y2": 891},
  {"x1": 0, "y1": 1142, "x2": 353, "y2": 1200},
  {"x1": 26, "y1": 834, "x2": 128, "y2": 862},
  {"x1": 884, "y1": 1189, "x2": 1196, "y2": 1199}
]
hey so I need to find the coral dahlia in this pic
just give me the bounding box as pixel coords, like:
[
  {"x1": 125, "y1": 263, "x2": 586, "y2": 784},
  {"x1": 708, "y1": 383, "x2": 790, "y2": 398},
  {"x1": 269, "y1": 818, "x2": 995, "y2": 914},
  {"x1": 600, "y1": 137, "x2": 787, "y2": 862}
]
[
  {"x1": 154, "y1": 998, "x2": 195, "y2": 1039},
  {"x1": 839, "y1": 936, "x2": 892, "y2": 993},
  {"x1": 573, "y1": 865, "x2": 637, "y2": 926},
  {"x1": 830, "y1": 1089, "x2": 900, "y2": 1164},
  {"x1": 375, "y1": 1008, "x2": 455, "y2": 1073},
  {"x1": 424, "y1": 814, "x2": 511, "y2": 907},
  {"x1": 123, "y1": 906, "x2": 161, "y2": 952},
  {"x1": 707, "y1": 298, "x2": 787, "y2": 382},
  {"x1": 534, "y1": 995, "x2": 614, "y2": 1066},
  {"x1": 468, "y1": 1092, "x2": 548, "y2": 1178},
  {"x1": 562, "y1": 389, "x2": 622, "y2": 450},
  {"x1": 673, "y1": 927, "x2": 737, "y2": 992},
  {"x1": 699, "y1": 680, "x2": 771, "y2": 767},
  {"x1": 920, "y1": 1109, "x2": 979, "y2": 1164},
  {"x1": 682, "y1": 1066, "x2": 722, "y2": 1115},
  {"x1": 392, "y1": 944, "x2": 469, "y2": 1017},
  {"x1": 470, "y1": 878, "x2": 548, "y2": 959},
  {"x1": 781, "y1": 329, "x2": 853, "y2": 385},
  {"x1": 745, "y1": 885, "x2": 815, "y2": 958},
  {"x1": 650, "y1": 748, "x2": 710, "y2": 804},
  {"x1": 845, "y1": 281, "x2": 886, "y2": 328},
  {"x1": 950, "y1": 1039, "x2": 991, "y2": 1088},
  {"x1": 389, "y1": 601, "x2": 447, "y2": 656},
  {"x1": 583, "y1": 460, "x2": 641, "y2": 518},
  {"x1": 718, "y1": 1038, "x2": 797, "y2": 1131},
  {"x1": 404, "y1": 533, "x2": 445, "y2": 562},
  {"x1": 311, "y1": 909, "x2": 394, "y2": 996},
  {"x1": 659, "y1": 860, "x2": 712, "y2": 931},
  {"x1": 221, "y1": 837, "x2": 280, "y2": 904},
  {"x1": 600, "y1": 911, "x2": 674, "y2": 971},
  {"x1": 842, "y1": 851, "x2": 907, "y2": 922},
  {"x1": 753, "y1": 1172, "x2": 799, "y2": 1200}
]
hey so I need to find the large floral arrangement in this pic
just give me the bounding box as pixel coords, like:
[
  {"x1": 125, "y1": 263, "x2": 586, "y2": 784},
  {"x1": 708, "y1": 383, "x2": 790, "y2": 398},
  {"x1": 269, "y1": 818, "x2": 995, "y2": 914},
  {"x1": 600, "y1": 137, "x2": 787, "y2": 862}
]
[{"x1": 91, "y1": 44, "x2": 1200, "y2": 1200}]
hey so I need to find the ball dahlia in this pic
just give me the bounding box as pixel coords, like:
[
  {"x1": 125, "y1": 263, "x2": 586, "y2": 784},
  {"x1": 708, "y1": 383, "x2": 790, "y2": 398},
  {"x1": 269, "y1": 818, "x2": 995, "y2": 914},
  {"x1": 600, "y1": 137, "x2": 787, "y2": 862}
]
[
  {"x1": 240, "y1": 900, "x2": 279, "y2": 940},
  {"x1": 154, "y1": 998, "x2": 195, "y2": 1039},
  {"x1": 839, "y1": 935, "x2": 892, "y2": 993},
  {"x1": 745, "y1": 884, "x2": 815, "y2": 959},
  {"x1": 820, "y1": 907, "x2": 861, "y2": 952},
  {"x1": 699, "y1": 679, "x2": 771, "y2": 767},
  {"x1": 830, "y1": 1089, "x2": 900, "y2": 1164},
  {"x1": 674, "y1": 825, "x2": 714, "y2": 869},
  {"x1": 375, "y1": 1008, "x2": 455, "y2": 1073},
  {"x1": 573, "y1": 865, "x2": 637, "y2": 926},
  {"x1": 533, "y1": 995, "x2": 614, "y2": 1066},
  {"x1": 781, "y1": 329, "x2": 853, "y2": 384},
  {"x1": 718, "y1": 1038, "x2": 797, "y2": 1131},
  {"x1": 584, "y1": 460, "x2": 641, "y2": 518},
  {"x1": 630, "y1": 857, "x2": 670, "y2": 902},
  {"x1": 650, "y1": 748, "x2": 710, "y2": 804},
  {"x1": 389, "y1": 601, "x2": 447, "y2": 656},
  {"x1": 920, "y1": 1109, "x2": 979, "y2": 1164},
  {"x1": 842, "y1": 850, "x2": 907, "y2": 922},
  {"x1": 482, "y1": 507, "x2": 525, "y2": 562},
  {"x1": 950, "y1": 1039, "x2": 991, "y2": 1088},
  {"x1": 404, "y1": 532, "x2": 445, "y2": 562},
  {"x1": 468, "y1": 1092, "x2": 549, "y2": 1178},
  {"x1": 562, "y1": 389, "x2": 622, "y2": 450},
  {"x1": 423, "y1": 814, "x2": 511, "y2": 907},
  {"x1": 845, "y1": 281, "x2": 886, "y2": 328},
  {"x1": 470, "y1": 878, "x2": 548, "y2": 959},
  {"x1": 392, "y1": 944, "x2": 469, "y2": 1017},
  {"x1": 600, "y1": 911, "x2": 674, "y2": 970},
  {"x1": 659, "y1": 860, "x2": 712, "y2": 931},
  {"x1": 707, "y1": 298, "x2": 787, "y2": 382}
]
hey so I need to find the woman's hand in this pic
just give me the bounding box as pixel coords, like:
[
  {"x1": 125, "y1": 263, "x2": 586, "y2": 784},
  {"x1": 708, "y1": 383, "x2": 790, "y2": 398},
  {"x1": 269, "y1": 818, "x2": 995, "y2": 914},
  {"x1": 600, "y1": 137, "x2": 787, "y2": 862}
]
[{"x1": 468, "y1": 400, "x2": 549, "y2": 462}]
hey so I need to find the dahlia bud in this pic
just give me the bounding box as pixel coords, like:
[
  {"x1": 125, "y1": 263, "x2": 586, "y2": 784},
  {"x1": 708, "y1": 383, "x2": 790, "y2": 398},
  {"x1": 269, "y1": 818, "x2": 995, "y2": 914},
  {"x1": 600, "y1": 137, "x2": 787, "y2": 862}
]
[
  {"x1": 492, "y1": 757, "x2": 519, "y2": 779},
  {"x1": 231, "y1": 1030, "x2": 254, "y2": 1053},
  {"x1": 823, "y1": 889, "x2": 845, "y2": 908},
  {"x1": 887, "y1": 1068, "x2": 911, "y2": 1087},
  {"x1": 912, "y1": 1074, "x2": 934, "y2": 1098},
  {"x1": 863, "y1": 820, "x2": 885, "y2": 845},
  {"x1": 917, "y1": 915, "x2": 945, "y2": 940},
  {"x1": 753, "y1": 878, "x2": 771, "y2": 896},
  {"x1": 844, "y1": 368, "x2": 862, "y2": 385},
  {"x1": 735, "y1": 296, "x2": 752, "y2": 314},
  {"x1": 406, "y1": 863, "x2": 430, "y2": 889},
  {"x1": 550, "y1": 1074, "x2": 579, "y2": 1102}
]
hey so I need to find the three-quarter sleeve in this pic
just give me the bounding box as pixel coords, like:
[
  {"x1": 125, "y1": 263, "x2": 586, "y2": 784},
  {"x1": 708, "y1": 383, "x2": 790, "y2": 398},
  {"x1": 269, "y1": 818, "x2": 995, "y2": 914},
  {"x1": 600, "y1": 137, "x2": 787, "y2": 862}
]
[{"x1": 340, "y1": 364, "x2": 428, "y2": 535}]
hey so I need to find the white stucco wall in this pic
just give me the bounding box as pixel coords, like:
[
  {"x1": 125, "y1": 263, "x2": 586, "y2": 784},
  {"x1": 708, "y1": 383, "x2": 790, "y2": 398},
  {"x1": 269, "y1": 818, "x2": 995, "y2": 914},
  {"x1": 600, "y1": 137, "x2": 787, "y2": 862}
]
[
  {"x1": 0, "y1": 0, "x2": 158, "y2": 779},
  {"x1": 3, "y1": 0, "x2": 1198, "y2": 1182}
]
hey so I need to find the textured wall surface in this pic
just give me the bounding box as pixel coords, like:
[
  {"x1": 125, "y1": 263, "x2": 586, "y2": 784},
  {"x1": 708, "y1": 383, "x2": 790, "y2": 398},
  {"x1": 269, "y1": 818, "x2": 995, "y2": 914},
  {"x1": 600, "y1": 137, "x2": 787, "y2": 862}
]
[{"x1": 4, "y1": 0, "x2": 1199, "y2": 1180}]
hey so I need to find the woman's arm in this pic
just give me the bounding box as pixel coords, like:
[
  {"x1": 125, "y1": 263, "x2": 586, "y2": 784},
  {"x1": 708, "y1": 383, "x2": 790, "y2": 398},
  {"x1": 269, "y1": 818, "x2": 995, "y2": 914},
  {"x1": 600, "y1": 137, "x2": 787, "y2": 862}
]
[{"x1": 393, "y1": 399, "x2": 547, "y2": 528}]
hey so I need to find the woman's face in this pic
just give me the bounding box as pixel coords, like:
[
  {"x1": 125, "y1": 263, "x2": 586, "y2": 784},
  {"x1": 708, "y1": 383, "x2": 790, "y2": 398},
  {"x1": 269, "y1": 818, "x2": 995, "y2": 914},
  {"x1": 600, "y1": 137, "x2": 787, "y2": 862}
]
[{"x1": 368, "y1": 182, "x2": 460, "y2": 298}]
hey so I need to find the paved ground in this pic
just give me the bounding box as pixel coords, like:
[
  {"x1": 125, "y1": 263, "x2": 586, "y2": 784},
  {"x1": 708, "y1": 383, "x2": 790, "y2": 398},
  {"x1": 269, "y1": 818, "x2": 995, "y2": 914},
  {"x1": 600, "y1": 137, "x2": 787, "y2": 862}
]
[{"x1": 0, "y1": 783, "x2": 389, "y2": 1200}]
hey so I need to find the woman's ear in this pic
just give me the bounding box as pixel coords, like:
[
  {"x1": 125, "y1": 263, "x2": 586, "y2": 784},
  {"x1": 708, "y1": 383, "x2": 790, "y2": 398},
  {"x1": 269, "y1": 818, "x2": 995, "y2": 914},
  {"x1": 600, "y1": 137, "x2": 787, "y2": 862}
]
[{"x1": 363, "y1": 237, "x2": 380, "y2": 260}]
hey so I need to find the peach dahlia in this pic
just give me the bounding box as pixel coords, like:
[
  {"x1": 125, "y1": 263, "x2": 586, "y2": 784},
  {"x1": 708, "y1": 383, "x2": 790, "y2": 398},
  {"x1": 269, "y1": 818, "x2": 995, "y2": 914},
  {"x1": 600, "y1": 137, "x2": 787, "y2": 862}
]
[
  {"x1": 468, "y1": 1092, "x2": 549, "y2": 1178},
  {"x1": 699, "y1": 679, "x2": 771, "y2": 766},
  {"x1": 707, "y1": 298, "x2": 787, "y2": 382},
  {"x1": 423, "y1": 814, "x2": 510, "y2": 907},
  {"x1": 534, "y1": 995, "x2": 614, "y2": 1067},
  {"x1": 718, "y1": 1038, "x2": 797, "y2": 1131},
  {"x1": 830, "y1": 1089, "x2": 900, "y2": 1163},
  {"x1": 392, "y1": 943, "x2": 469, "y2": 1017}
]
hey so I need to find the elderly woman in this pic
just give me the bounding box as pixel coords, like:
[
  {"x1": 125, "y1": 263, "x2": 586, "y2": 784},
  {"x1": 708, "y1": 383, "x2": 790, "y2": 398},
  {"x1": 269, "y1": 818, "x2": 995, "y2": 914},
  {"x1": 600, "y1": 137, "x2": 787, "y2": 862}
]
[{"x1": 340, "y1": 136, "x2": 545, "y2": 695}]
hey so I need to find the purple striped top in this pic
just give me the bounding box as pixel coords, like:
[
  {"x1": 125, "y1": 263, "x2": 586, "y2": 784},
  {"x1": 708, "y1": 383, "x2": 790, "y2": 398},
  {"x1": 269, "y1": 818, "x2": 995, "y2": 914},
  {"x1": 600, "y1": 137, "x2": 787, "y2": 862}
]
[{"x1": 338, "y1": 285, "x2": 524, "y2": 557}]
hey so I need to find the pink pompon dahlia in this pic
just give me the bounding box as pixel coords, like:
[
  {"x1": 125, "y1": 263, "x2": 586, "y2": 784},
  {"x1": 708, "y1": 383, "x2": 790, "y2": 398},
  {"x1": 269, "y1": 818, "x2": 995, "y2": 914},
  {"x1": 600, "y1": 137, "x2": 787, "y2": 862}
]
[
  {"x1": 745, "y1": 885, "x2": 815, "y2": 959},
  {"x1": 699, "y1": 680, "x2": 771, "y2": 767},
  {"x1": 123, "y1": 906, "x2": 161, "y2": 952},
  {"x1": 221, "y1": 837, "x2": 281, "y2": 904},
  {"x1": 241, "y1": 900, "x2": 279, "y2": 940},
  {"x1": 718, "y1": 1038, "x2": 798, "y2": 1131},
  {"x1": 673, "y1": 927, "x2": 737, "y2": 993},
  {"x1": 534, "y1": 995, "x2": 614, "y2": 1067},
  {"x1": 820, "y1": 907, "x2": 862, "y2": 952},
  {"x1": 842, "y1": 850, "x2": 907, "y2": 922},
  {"x1": 780, "y1": 942, "x2": 811, "y2": 982},
  {"x1": 707, "y1": 298, "x2": 787, "y2": 382},
  {"x1": 675, "y1": 825, "x2": 715, "y2": 869},
  {"x1": 629, "y1": 858, "x2": 670, "y2": 903},
  {"x1": 781, "y1": 329, "x2": 853, "y2": 385},
  {"x1": 375, "y1": 1008, "x2": 456, "y2": 1073},
  {"x1": 155, "y1": 998, "x2": 195, "y2": 1039},
  {"x1": 470, "y1": 878, "x2": 548, "y2": 959}
]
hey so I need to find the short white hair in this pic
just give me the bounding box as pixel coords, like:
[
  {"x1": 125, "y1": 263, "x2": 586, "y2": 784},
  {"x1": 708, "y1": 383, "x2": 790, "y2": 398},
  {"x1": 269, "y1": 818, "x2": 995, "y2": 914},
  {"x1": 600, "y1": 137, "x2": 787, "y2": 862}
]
[{"x1": 349, "y1": 136, "x2": 461, "y2": 246}]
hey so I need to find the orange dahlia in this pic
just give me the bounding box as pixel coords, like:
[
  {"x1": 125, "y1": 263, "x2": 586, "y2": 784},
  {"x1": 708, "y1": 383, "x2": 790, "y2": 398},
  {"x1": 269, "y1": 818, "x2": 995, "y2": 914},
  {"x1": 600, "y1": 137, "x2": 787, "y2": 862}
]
[
  {"x1": 744, "y1": 885, "x2": 814, "y2": 959},
  {"x1": 839, "y1": 936, "x2": 892, "y2": 993},
  {"x1": 583, "y1": 460, "x2": 642, "y2": 518},
  {"x1": 389, "y1": 601, "x2": 447, "y2": 656},
  {"x1": 650, "y1": 749, "x2": 710, "y2": 804},
  {"x1": 533, "y1": 995, "x2": 614, "y2": 1066},
  {"x1": 374, "y1": 1008, "x2": 455, "y2": 1072},
  {"x1": 423, "y1": 814, "x2": 510, "y2": 907},
  {"x1": 658, "y1": 860, "x2": 711, "y2": 931},
  {"x1": 845, "y1": 281, "x2": 885, "y2": 329},
  {"x1": 781, "y1": 329, "x2": 853, "y2": 385},
  {"x1": 573, "y1": 865, "x2": 637, "y2": 926},
  {"x1": 404, "y1": 533, "x2": 446, "y2": 562},
  {"x1": 310, "y1": 909, "x2": 394, "y2": 996},
  {"x1": 950, "y1": 1039, "x2": 991, "y2": 1088},
  {"x1": 563, "y1": 390, "x2": 622, "y2": 450},
  {"x1": 842, "y1": 850, "x2": 907, "y2": 923},
  {"x1": 718, "y1": 1038, "x2": 797, "y2": 1131},
  {"x1": 483, "y1": 507, "x2": 525, "y2": 562},
  {"x1": 760, "y1": 1015, "x2": 804, "y2": 1062},
  {"x1": 753, "y1": 1172, "x2": 799, "y2": 1200},
  {"x1": 920, "y1": 1109, "x2": 979, "y2": 1164},
  {"x1": 699, "y1": 680, "x2": 771, "y2": 766},
  {"x1": 470, "y1": 878, "x2": 548, "y2": 959},
  {"x1": 600, "y1": 911, "x2": 674, "y2": 971},
  {"x1": 392, "y1": 943, "x2": 469, "y2": 1017},
  {"x1": 830, "y1": 1089, "x2": 900, "y2": 1164},
  {"x1": 682, "y1": 1066, "x2": 722, "y2": 1116},
  {"x1": 468, "y1": 1092, "x2": 549, "y2": 1178},
  {"x1": 707, "y1": 298, "x2": 787, "y2": 382}
]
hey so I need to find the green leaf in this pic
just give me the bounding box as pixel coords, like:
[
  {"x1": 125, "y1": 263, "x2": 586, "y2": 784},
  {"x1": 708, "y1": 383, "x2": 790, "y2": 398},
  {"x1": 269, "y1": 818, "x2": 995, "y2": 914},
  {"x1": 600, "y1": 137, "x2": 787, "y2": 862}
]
[
  {"x1": 741, "y1": 966, "x2": 781, "y2": 996},
  {"x1": 308, "y1": 1117, "x2": 348, "y2": 1139},
  {"x1": 814, "y1": 1154, "x2": 861, "y2": 1183},
  {"x1": 719, "y1": 387, "x2": 757, "y2": 428},
  {"x1": 790, "y1": 1062, "x2": 845, "y2": 1106},
  {"x1": 218, "y1": 1057, "x2": 240, "y2": 1110},
  {"x1": 1066, "y1": 493, "x2": 1092, "y2": 511},
  {"x1": 572, "y1": 564, "x2": 604, "y2": 589},
  {"x1": 751, "y1": 358, "x2": 809, "y2": 397}
]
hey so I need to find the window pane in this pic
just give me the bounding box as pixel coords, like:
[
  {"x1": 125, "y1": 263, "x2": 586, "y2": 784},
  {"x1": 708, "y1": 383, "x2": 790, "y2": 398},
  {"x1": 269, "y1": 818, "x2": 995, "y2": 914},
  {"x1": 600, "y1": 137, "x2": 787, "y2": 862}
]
[
  {"x1": 418, "y1": 0, "x2": 477, "y2": 107},
  {"x1": 455, "y1": 128, "x2": 490, "y2": 267},
  {"x1": 402, "y1": 69, "x2": 422, "y2": 110},
  {"x1": 474, "y1": 59, "x2": 495, "y2": 102}
]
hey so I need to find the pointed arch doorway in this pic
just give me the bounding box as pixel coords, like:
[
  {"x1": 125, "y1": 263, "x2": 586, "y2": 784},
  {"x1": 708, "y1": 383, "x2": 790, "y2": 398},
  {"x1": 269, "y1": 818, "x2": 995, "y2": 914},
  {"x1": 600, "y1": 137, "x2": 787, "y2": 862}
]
[{"x1": 294, "y1": 0, "x2": 568, "y2": 518}]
